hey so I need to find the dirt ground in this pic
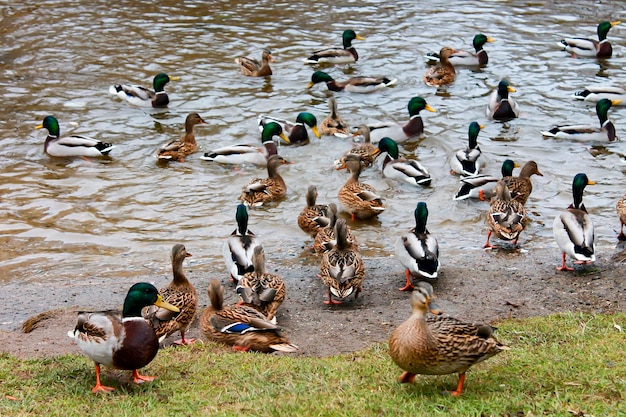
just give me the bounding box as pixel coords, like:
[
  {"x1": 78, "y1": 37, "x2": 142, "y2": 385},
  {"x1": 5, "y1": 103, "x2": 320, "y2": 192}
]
[{"x1": 1, "y1": 242, "x2": 624, "y2": 359}]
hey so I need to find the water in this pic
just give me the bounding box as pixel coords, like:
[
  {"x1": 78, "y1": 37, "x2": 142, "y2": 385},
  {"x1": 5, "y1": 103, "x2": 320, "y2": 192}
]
[{"x1": 1, "y1": 1, "x2": 625, "y2": 327}]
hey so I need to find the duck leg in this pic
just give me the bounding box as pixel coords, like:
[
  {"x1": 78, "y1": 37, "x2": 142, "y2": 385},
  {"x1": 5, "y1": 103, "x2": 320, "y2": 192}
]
[
  {"x1": 482, "y1": 230, "x2": 495, "y2": 249},
  {"x1": 398, "y1": 270, "x2": 415, "y2": 291},
  {"x1": 173, "y1": 330, "x2": 195, "y2": 345},
  {"x1": 450, "y1": 372, "x2": 466, "y2": 396},
  {"x1": 618, "y1": 223, "x2": 626, "y2": 241},
  {"x1": 91, "y1": 364, "x2": 114, "y2": 394},
  {"x1": 324, "y1": 289, "x2": 343, "y2": 305},
  {"x1": 398, "y1": 371, "x2": 416, "y2": 383},
  {"x1": 556, "y1": 252, "x2": 574, "y2": 271},
  {"x1": 131, "y1": 369, "x2": 156, "y2": 384}
]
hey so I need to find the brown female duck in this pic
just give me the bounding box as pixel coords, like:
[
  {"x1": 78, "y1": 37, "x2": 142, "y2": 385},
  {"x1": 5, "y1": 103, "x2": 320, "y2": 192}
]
[
  {"x1": 483, "y1": 180, "x2": 527, "y2": 249},
  {"x1": 423, "y1": 47, "x2": 456, "y2": 87},
  {"x1": 320, "y1": 97, "x2": 350, "y2": 136},
  {"x1": 313, "y1": 203, "x2": 358, "y2": 255},
  {"x1": 389, "y1": 282, "x2": 509, "y2": 396},
  {"x1": 157, "y1": 113, "x2": 207, "y2": 162},
  {"x1": 337, "y1": 154, "x2": 385, "y2": 220},
  {"x1": 235, "y1": 48, "x2": 274, "y2": 77},
  {"x1": 297, "y1": 185, "x2": 330, "y2": 238},
  {"x1": 239, "y1": 155, "x2": 293, "y2": 206},
  {"x1": 502, "y1": 160, "x2": 543, "y2": 205},
  {"x1": 618, "y1": 194, "x2": 626, "y2": 241}
]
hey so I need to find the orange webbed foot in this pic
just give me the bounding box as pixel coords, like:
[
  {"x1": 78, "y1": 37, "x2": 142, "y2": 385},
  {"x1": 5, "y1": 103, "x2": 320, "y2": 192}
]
[
  {"x1": 132, "y1": 370, "x2": 156, "y2": 384},
  {"x1": 398, "y1": 372, "x2": 416, "y2": 384}
]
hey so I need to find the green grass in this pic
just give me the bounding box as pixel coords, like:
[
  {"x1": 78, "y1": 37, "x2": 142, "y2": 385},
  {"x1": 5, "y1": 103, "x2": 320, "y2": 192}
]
[{"x1": 1, "y1": 312, "x2": 624, "y2": 417}]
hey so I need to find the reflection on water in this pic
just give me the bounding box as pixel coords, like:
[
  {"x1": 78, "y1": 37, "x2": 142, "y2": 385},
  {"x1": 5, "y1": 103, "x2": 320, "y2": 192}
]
[{"x1": 1, "y1": 1, "x2": 625, "y2": 321}]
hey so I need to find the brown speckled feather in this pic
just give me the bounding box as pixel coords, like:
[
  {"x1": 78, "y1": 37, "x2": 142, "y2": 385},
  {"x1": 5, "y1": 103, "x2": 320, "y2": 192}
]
[
  {"x1": 297, "y1": 185, "x2": 330, "y2": 237},
  {"x1": 240, "y1": 155, "x2": 291, "y2": 206},
  {"x1": 237, "y1": 246, "x2": 285, "y2": 320},
  {"x1": 502, "y1": 160, "x2": 542, "y2": 205},
  {"x1": 157, "y1": 113, "x2": 206, "y2": 162},
  {"x1": 337, "y1": 154, "x2": 385, "y2": 220}
]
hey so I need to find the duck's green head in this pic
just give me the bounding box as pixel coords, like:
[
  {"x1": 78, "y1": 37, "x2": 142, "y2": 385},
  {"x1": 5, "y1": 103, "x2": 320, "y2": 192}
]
[
  {"x1": 342, "y1": 30, "x2": 365, "y2": 48},
  {"x1": 153, "y1": 73, "x2": 179, "y2": 92},
  {"x1": 597, "y1": 21, "x2": 620, "y2": 41},
  {"x1": 501, "y1": 159, "x2": 520, "y2": 177},
  {"x1": 376, "y1": 137, "x2": 400, "y2": 159},
  {"x1": 468, "y1": 121, "x2": 484, "y2": 148},
  {"x1": 473, "y1": 34, "x2": 496, "y2": 49},
  {"x1": 36, "y1": 115, "x2": 60, "y2": 137},
  {"x1": 595, "y1": 98, "x2": 621, "y2": 122},
  {"x1": 414, "y1": 201, "x2": 429, "y2": 232},
  {"x1": 407, "y1": 97, "x2": 436, "y2": 117},
  {"x1": 296, "y1": 112, "x2": 321, "y2": 138},
  {"x1": 307, "y1": 71, "x2": 334, "y2": 88},
  {"x1": 497, "y1": 80, "x2": 515, "y2": 98},
  {"x1": 261, "y1": 121, "x2": 290, "y2": 144},
  {"x1": 572, "y1": 173, "x2": 595, "y2": 209},
  {"x1": 122, "y1": 282, "x2": 179, "y2": 318},
  {"x1": 235, "y1": 203, "x2": 249, "y2": 235}
]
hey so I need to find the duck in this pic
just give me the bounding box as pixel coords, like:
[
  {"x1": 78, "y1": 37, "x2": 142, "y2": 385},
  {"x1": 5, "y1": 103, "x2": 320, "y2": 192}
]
[
  {"x1": 235, "y1": 48, "x2": 274, "y2": 77},
  {"x1": 236, "y1": 246, "x2": 285, "y2": 322},
  {"x1": 306, "y1": 70, "x2": 397, "y2": 93},
  {"x1": 425, "y1": 34, "x2": 496, "y2": 66},
  {"x1": 67, "y1": 282, "x2": 179, "y2": 393},
  {"x1": 366, "y1": 96, "x2": 436, "y2": 144},
  {"x1": 617, "y1": 195, "x2": 626, "y2": 241},
  {"x1": 486, "y1": 80, "x2": 520, "y2": 121},
  {"x1": 558, "y1": 21, "x2": 621, "y2": 58},
  {"x1": 449, "y1": 122, "x2": 485, "y2": 177},
  {"x1": 318, "y1": 218, "x2": 365, "y2": 305},
  {"x1": 388, "y1": 282, "x2": 509, "y2": 396},
  {"x1": 373, "y1": 137, "x2": 432, "y2": 187},
  {"x1": 201, "y1": 122, "x2": 289, "y2": 166},
  {"x1": 319, "y1": 97, "x2": 350, "y2": 136},
  {"x1": 553, "y1": 173, "x2": 596, "y2": 271},
  {"x1": 156, "y1": 113, "x2": 207, "y2": 162},
  {"x1": 313, "y1": 203, "x2": 358, "y2": 255},
  {"x1": 200, "y1": 279, "x2": 298, "y2": 353},
  {"x1": 423, "y1": 47, "x2": 456, "y2": 87},
  {"x1": 304, "y1": 29, "x2": 365, "y2": 65},
  {"x1": 394, "y1": 202, "x2": 440, "y2": 291},
  {"x1": 143, "y1": 244, "x2": 197, "y2": 345},
  {"x1": 239, "y1": 154, "x2": 293, "y2": 207},
  {"x1": 502, "y1": 160, "x2": 543, "y2": 206},
  {"x1": 36, "y1": 116, "x2": 114, "y2": 158},
  {"x1": 223, "y1": 204, "x2": 263, "y2": 283},
  {"x1": 453, "y1": 159, "x2": 519, "y2": 201},
  {"x1": 297, "y1": 185, "x2": 330, "y2": 238},
  {"x1": 258, "y1": 112, "x2": 321, "y2": 145},
  {"x1": 541, "y1": 98, "x2": 621, "y2": 142},
  {"x1": 337, "y1": 154, "x2": 385, "y2": 220},
  {"x1": 109, "y1": 73, "x2": 179, "y2": 108},
  {"x1": 335, "y1": 125, "x2": 378, "y2": 169},
  {"x1": 572, "y1": 85, "x2": 626, "y2": 103},
  {"x1": 483, "y1": 180, "x2": 527, "y2": 249}
]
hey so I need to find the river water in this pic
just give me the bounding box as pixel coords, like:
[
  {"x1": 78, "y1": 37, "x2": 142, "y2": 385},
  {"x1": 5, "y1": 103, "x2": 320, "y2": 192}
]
[{"x1": 1, "y1": 1, "x2": 625, "y2": 328}]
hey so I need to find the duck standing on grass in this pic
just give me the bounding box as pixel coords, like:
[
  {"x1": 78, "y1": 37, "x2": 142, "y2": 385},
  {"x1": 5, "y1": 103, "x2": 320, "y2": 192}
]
[
  {"x1": 68, "y1": 282, "x2": 179, "y2": 393},
  {"x1": 156, "y1": 113, "x2": 207, "y2": 162},
  {"x1": 109, "y1": 72, "x2": 179, "y2": 108},
  {"x1": 553, "y1": 173, "x2": 596, "y2": 271},
  {"x1": 143, "y1": 244, "x2": 197, "y2": 345},
  {"x1": 389, "y1": 282, "x2": 509, "y2": 396},
  {"x1": 36, "y1": 115, "x2": 114, "y2": 158}
]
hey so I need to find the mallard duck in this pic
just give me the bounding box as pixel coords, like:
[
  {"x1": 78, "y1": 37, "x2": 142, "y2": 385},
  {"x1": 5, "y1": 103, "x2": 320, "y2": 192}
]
[
  {"x1": 426, "y1": 34, "x2": 496, "y2": 66},
  {"x1": 304, "y1": 29, "x2": 365, "y2": 64},
  {"x1": 450, "y1": 122, "x2": 485, "y2": 177},
  {"x1": 502, "y1": 160, "x2": 542, "y2": 206},
  {"x1": 388, "y1": 282, "x2": 509, "y2": 396},
  {"x1": 235, "y1": 48, "x2": 274, "y2": 77},
  {"x1": 156, "y1": 113, "x2": 207, "y2": 162},
  {"x1": 236, "y1": 246, "x2": 285, "y2": 322},
  {"x1": 483, "y1": 180, "x2": 527, "y2": 249},
  {"x1": 337, "y1": 154, "x2": 385, "y2": 220},
  {"x1": 558, "y1": 21, "x2": 621, "y2": 58},
  {"x1": 394, "y1": 202, "x2": 439, "y2": 291},
  {"x1": 373, "y1": 137, "x2": 432, "y2": 187},
  {"x1": 200, "y1": 279, "x2": 298, "y2": 352},
  {"x1": 297, "y1": 185, "x2": 330, "y2": 237},
  {"x1": 143, "y1": 244, "x2": 197, "y2": 345},
  {"x1": 258, "y1": 112, "x2": 321, "y2": 145},
  {"x1": 306, "y1": 70, "x2": 397, "y2": 93},
  {"x1": 318, "y1": 218, "x2": 365, "y2": 305},
  {"x1": 486, "y1": 80, "x2": 520, "y2": 121},
  {"x1": 239, "y1": 154, "x2": 293, "y2": 207},
  {"x1": 223, "y1": 204, "x2": 263, "y2": 283},
  {"x1": 36, "y1": 116, "x2": 114, "y2": 158},
  {"x1": 453, "y1": 159, "x2": 519, "y2": 201},
  {"x1": 67, "y1": 282, "x2": 179, "y2": 393},
  {"x1": 617, "y1": 194, "x2": 626, "y2": 241},
  {"x1": 572, "y1": 85, "x2": 626, "y2": 103},
  {"x1": 366, "y1": 96, "x2": 436, "y2": 144},
  {"x1": 109, "y1": 73, "x2": 179, "y2": 108},
  {"x1": 201, "y1": 122, "x2": 289, "y2": 166},
  {"x1": 423, "y1": 47, "x2": 456, "y2": 87},
  {"x1": 553, "y1": 173, "x2": 596, "y2": 271},
  {"x1": 334, "y1": 125, "x2": 377, "y2": 169},
  {"x1": 313, "y1": 203, "x2": 358, "y2": 255},
  {"x1": 320, "y1": 97, "x2": 350, "y2": 136},
  {"x1": 541, "y1": 98, "x2": 621, "y2": 142}
]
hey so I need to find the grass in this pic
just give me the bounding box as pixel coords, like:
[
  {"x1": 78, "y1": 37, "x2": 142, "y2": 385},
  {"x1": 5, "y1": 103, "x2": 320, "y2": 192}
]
[{"x1": 1, "y1": 312, "x2": 624, "y2": 417}]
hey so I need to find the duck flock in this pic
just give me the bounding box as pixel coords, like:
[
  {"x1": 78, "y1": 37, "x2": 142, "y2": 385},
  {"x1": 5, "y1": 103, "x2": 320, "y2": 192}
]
[{"x1": 34, "y1": 22, "x2": 625, "y2": 395}]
